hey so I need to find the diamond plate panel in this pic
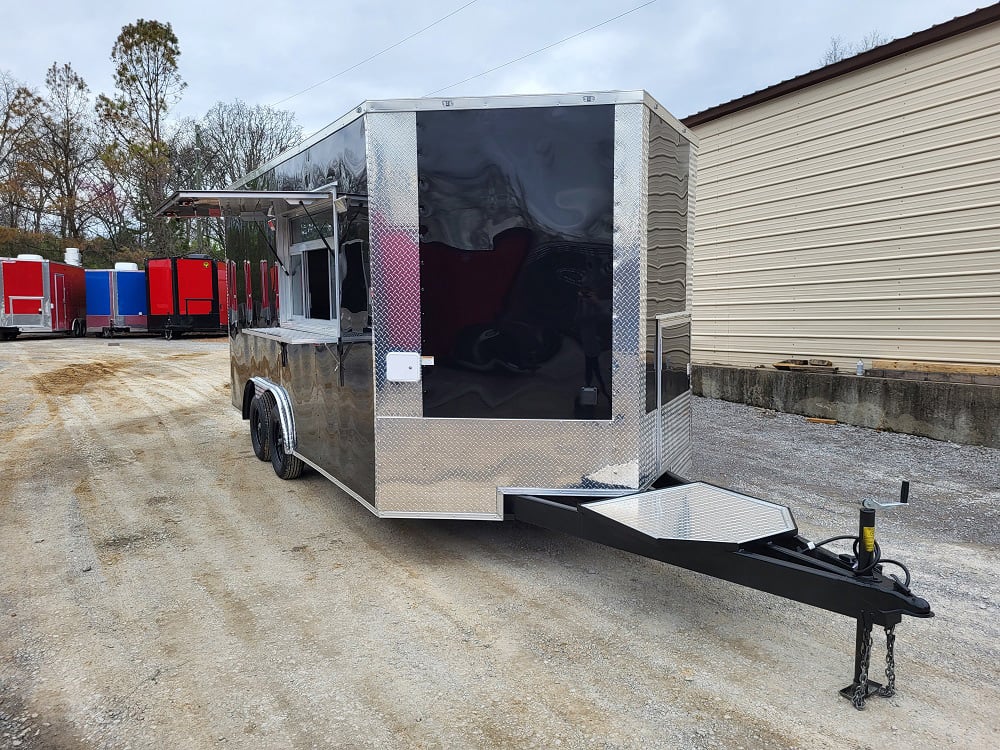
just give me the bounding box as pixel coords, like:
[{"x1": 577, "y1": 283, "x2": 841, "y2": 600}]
[
  {"x1": 611, "y1": 102, "x2": 647, "y2": 464},
  {"x1": 375, "y1": 418, "x2": 633, "y2": 514},
  {"x1": 586, "y1": 482, "x2": 796, "y2": 544},
  {"x1": 639, "y1": 409, "x2": 659, "y2": 487},
  {"x1": 367, "y1": 111, "x2": 422, "y2": 420},
  {"x1": 661, "y1": 390, "x2": 693, "y2": 478}
]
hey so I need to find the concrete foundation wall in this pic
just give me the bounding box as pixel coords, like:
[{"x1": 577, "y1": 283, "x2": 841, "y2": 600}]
[{"x1": 692, "y1": 365, "x2": 1000, "y2": 448}]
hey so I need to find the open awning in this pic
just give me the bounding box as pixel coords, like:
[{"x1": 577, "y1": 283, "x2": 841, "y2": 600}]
[{"x1": 153, "y1": 190, "x2": 334, "y2": 220}]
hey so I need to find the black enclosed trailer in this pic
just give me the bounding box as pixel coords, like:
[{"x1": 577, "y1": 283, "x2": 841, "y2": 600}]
[{"x1": 156, "y1": 91, "x2": 931, "y2": 706}]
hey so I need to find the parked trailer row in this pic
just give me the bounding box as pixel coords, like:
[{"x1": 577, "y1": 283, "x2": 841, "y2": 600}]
[{"x1": 1, "y1": 253, "x2": 232, "y2": 340}]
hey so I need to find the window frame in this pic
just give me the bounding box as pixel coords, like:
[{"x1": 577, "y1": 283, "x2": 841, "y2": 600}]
[{"x1": 277, "y1": 199, "x2": 341, "y2": 335}]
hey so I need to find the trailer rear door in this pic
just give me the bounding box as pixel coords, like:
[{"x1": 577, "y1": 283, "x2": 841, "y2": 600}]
[
  {"x1": 176, "y1": 258, "x2": 215, "y2": 316},
  {"x1": 147, "y1": 259, "x2": 175, "y2": 316}
]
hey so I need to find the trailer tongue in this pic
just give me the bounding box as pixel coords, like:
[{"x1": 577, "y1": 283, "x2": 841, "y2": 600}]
[{"x1": 508, "y1": 481, "x2": 931, "y2": 709}]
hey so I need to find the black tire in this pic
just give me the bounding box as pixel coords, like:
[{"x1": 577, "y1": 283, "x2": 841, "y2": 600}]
[
  {"x1": 249, "y1": 393, "x2": 273, "y2": 462},
  {"x1": 269, "y1": 409, "x2": 303, "y2": 480}
]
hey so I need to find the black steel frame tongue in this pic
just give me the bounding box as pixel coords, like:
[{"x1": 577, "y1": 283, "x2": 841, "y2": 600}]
[{"x1": 506, "y1": 476, "x2": 932, "y2": 708}]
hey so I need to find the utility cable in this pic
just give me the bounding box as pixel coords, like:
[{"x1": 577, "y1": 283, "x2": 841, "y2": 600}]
[
  {"x1": 424, "y1": 0, "x2": 658, "y2": 96},
  {"x1": 273, "y1": 0, "x2": 480, "y2": 106}
]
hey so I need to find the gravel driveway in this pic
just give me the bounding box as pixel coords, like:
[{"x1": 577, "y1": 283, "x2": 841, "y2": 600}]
[{"x1": 1, "y1": 336, "x2": 997, "y2": 749}]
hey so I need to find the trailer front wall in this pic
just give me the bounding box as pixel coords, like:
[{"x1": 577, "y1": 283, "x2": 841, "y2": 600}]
[
  {"x1": 367, "y1": 103, "x2": 654, "y2": 517},
  {"x1": 1, "y1": 259, "x2": 84, "y2": 333},
  {"x1": 1, "y1": 260, "x2": 48, "y2": 329}
]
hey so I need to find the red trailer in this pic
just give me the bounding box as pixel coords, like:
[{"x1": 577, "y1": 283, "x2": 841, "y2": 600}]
[
  {"x1": 0, "y1": 254, "x2": 87, "y2": 340},
  {"x1": 146, "y1": 254, "x2": 229, "y2": 340}
]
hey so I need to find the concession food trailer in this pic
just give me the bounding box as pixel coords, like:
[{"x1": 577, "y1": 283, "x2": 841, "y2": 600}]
[
  {"x1": 85, "y1": 263, "x2": 148, "y2": 336},
  {"x1": 155, "y1": 91, "x2": 931, "y2": 706},
  {"x1": 146, "y1": 254, "x2": 229, "y2": 339},
  {"x1": 0, "y1": 253, "x2": 87, "y2": 340}
]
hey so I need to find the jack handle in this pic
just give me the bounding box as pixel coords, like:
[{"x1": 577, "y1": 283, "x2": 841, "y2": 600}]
[{"x1": 862, "y1": 480, "x2": 910, "y2": 511}]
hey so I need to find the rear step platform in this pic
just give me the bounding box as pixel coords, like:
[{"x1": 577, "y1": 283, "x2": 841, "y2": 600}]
[{"x1": 582, "y1": 482, "x2": 797, "y2": 545}]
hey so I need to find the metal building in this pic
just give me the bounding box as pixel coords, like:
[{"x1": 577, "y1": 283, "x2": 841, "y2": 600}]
[{"x1": 683, "y1": 6, "x2": 1000, "y2": 373}]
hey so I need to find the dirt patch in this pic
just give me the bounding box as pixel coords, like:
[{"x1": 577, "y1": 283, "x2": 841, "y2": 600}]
[
  {"x1": 30, "y1": 361, "x2": 131, "y2": 397},
  {"x1": 96, "y1": 529, "x2": 169, "y2": 563}
]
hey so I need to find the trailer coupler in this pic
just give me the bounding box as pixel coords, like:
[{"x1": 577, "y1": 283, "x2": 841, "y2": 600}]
[{"x1": 506, "y1": 480, "x2": 932, "y2": 707}]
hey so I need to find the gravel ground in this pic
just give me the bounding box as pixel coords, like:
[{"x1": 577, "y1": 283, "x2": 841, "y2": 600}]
[{"x1": 0, "y1": 336, "x2": 998, "y2": 749}]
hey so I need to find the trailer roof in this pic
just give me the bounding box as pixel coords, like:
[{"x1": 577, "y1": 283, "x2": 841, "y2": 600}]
[
  {"x1": 154, "y1": 190, "x2": 334, "y2": 220},
  {"x1": 231, "y1": 90, "x2": 694, "y2": 190}
]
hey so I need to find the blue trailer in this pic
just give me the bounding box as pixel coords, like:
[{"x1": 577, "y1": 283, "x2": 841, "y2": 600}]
[{"x1": 85, "y1": 263, "x2": 148, "y2": 336}]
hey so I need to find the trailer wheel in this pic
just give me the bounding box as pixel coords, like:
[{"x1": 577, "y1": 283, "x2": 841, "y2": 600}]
[
  {"x1": 249, "y1": 394, "x2": 273, "y2": 462},
  {"x1": 269, "y1": 412, "x2": 303, "y2": 480}
]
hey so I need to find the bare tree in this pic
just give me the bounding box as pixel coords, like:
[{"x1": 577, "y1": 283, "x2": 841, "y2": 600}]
[
  {"x1": 821, "y1": 30, "x2": 890, "y2": 66},
  {"x1": 198, "y1": 99, "x2": 301, "y2": 189},
  {"x1": 97, "y1": 19, "x2": 186, "y2": 255},
  {"x1": 30, "y1": 63, "x2": 101, "y2": 239},
  {"x1": 169, "y1": 100, "x2": 301, "y2": 253},
  {"x1": 0, "y1": 70, "x2": 42, "y2": 229}
]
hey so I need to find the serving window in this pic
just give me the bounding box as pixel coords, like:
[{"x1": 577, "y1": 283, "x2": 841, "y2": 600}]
[{"x1": 282, "y1": 202, "x2": 339, "y2": 327}]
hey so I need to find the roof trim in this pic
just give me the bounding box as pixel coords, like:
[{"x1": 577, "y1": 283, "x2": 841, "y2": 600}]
[{"x1": 682, "y1": 4, "x2": 1000, "y2": 128}]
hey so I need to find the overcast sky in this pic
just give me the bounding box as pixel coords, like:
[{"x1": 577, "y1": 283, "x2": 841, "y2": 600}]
[{"x1": 2, "y1": 0, "x2": 989, "y2": 137}]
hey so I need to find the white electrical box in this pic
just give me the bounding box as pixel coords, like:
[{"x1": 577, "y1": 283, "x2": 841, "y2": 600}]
[{"x1": 386, "y1": 352, "x2": 421, "y2": 382}]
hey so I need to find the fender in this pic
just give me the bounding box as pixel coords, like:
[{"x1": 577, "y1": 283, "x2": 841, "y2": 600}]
[{"x1": 246, "y1": 376, "x2": 297, "y2": 454}]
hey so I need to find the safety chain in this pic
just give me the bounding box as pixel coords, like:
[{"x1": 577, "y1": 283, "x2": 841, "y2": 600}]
[
  {"x1": 852, "y1": 620, "x2": 873, "y2": 710},
  {"x1": 877, "y1": 624, "x2": 897, "y2": 698}
]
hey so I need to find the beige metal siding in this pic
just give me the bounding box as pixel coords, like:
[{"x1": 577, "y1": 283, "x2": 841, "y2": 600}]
[{"x1": 691, "y1": 24, "x2": 1000, "y2": 370}]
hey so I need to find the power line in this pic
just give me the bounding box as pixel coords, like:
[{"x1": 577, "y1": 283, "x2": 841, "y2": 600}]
[
  {"x1": 272, "y1": 0, "x2": 480, "y2": 106},
  {"x1": 423, "y1": 0, "x2": 658, "y2": 97}
]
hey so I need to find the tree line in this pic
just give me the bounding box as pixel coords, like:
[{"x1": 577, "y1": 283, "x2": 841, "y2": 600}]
[{"x1": 0, "y1": 19, "x2": 301, "y2": 266}]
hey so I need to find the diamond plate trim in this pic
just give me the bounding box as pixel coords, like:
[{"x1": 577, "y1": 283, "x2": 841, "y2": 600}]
[
  {"x1": 611, "y1": 102, "x2": 646, "y2": 466},
  {"x1": 586, "y1": 482, "x2": 796, "y2": 544},
  {"x1": 367, "y1": 111, "x2": 422, "y2": 420}
]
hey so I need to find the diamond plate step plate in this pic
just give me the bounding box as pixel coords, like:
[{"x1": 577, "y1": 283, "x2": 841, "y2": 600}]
[{"x1": 584, "y1": 482, "x2": 796, "y2": 544}]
